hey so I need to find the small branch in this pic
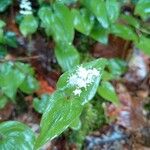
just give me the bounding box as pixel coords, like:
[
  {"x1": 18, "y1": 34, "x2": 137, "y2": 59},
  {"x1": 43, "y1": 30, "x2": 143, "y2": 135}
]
[{"x1": 0, "y1": 55, "x2": 41, "y2": 63}]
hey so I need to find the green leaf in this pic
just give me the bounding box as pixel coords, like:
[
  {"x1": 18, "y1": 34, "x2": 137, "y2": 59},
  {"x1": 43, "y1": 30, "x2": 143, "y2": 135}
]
[
  {"x1": 19, "y1": 76, "x2": 39, "y2": 94},
  {"x1": 38, "y1": 6, "x2": 53, "y2": 36},
  {"x1": 106, "y1": 0, "x2": 120, "y2": 23},
  {"x1": 0, "y1": 20, "x2": 6, "y2": 28},
  {"x1": 72, "y1": 8, "x2": 94, "y2": 35},
  {"x1": 35, "y1": 59, "x2": 107, "y2": 149},
  {"x1": 14, "y1": 62, "x2": 35, "y2": 75},
  {"x1": 52, "y1": 3, "x2": 74, "y2": 43},
  {"x1": 120, "y1": 14, "x2": 140, "y2": 28},
  {"x1": 90, "y1": 23, "x2": 108, "y2": 44},
  {"x1": 101, "y1": 70, "x2": 114, "y2": 81},
  {"x1": 33, "y1": 95, "x2": 50, "y2": 114},
  {"x1": 4, "y1": 31, "x2": 18, "y2": 48},
  {"x1": 19, "y1": 15, "x2": 38, "y2": 37},
  {"x1": 0, "y1": 121, "x2": 35, "y2": 150},
  {"x1": 0, "y1": 46, "x2": 7, "y2": 58},
  {"x1": 0, "y1": 95, "x2": 8, "y2": 109},
  {"x1": 0, "y1": 62, "x2": 25, "y2": 99},
  {"x1": 56, "y1": 0, "x2": 77, "y2": 5},
  {"x1": 98, "y1": 81, "x2": 119, "y2": 105},
  {"x1": 135, "y1": 0, "x2": 150, "y2": 20},
  {"x1": 110, "y1": 23, "x2": 138, "y2": 41},
  {"x1": 107, "y1": 58, "x2": 127, "y2": 77},
  {"x1": 135, "y1": 36, "x2": 150, "y2": 55},
  {"x1": 81, "y1": 0, "x2": 109, "y2": 28},
  {"x1": 55, "y1": 43, "x2": 80, "y2": 71},
  {"x1": 38, "y1": 4, "x2": 74, "y2": 44},
  {"x1": 0, "y1": 0, "x2": 12, "y2": 12},
  {"x1": 35, "y1": 90, "x2": 83, "y2": 149}
]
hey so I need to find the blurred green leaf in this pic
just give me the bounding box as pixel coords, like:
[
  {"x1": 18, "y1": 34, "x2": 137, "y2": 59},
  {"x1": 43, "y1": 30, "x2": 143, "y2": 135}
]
[
  {"x1": 135, "y1": 36, "x2": 150, "y2": 55},
  {"x1": 19, "y1": 15, "x2": 38, "y2": 37},
  {"x1": 0, "y1": 95, "x2": 8, "y2": 109},
  {"x1": 110, "y1": 23, "x2": 138, "y2": 41},
  {"x1": 0, "y1": 20, "x2": 5, "y2": 28},
  {"x1": 135, "y1": 0, "x2": 150, "y2": 20},
  {"x1": 4, "y1": 32, "x2": 18, "y2": 48},
  {"x1": 56, "y1": 0, "x2": 77, "y2": 5},
  {"x1": 33, "y1": 95, "x2": 50, "y2": 114},
  {"x1": 0, "y1": 0, "x2": 12, "y2": 12},
  {"x1": 98, "y1": 81, "x2": 119, "y2": 105},
  {"x1": 55, "y1": 43, "x2": 80, "y2": 71},
  {"x1": 106, "y1": 0, "x2": 120, "y2": 23},
  {"x1": 107, "y1": 58, "x2": 127, "y2": 77},
  {"x1": 80, "y1": 0, "x2": 109, "y2": 28},
  {"x1": 0, "y1": 46, "x2": 7, "y2": 58},
  {"x1": 39, "y1": 3, "x2": 74, "y2": 44},
  {"x1": 90, "y1": 23, "x2": 108, "y2": 44},
  {"x1": 120, "y1": 14, "x2": 140, "y2": 28},
  {"x1": 0, "y1": 62, "x2": 25, "y2": 99},
  {"x1": 19, "y1": 76, "x2": 39, "y2": 94},
  {"x1": 72, "y1": 8, "x2": 94, "y2": 35},
  {"x1": 0, "y1": 121, "x2": 35, "y2": 150},
  {"x1": 38, "y1": 6, "x2": 52, "y2": 36}
]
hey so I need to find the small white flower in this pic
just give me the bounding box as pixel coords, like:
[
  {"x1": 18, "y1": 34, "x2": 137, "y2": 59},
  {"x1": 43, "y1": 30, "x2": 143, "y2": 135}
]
[
  {"x1": 77, "y1": 66, "x2": 89, "y2": 80},
  {"x1": 19, "y1": 0, "x2": 32, "y2": 15},
  {"x1": 68, "y1": 66, "x2": 100, "y2": 96},
  {"x1": 73, "y1": 89, "x2": 82, "y2": 96},
  {"x1": 76, "y1": 78, "x2": 87, "y2": 88}
]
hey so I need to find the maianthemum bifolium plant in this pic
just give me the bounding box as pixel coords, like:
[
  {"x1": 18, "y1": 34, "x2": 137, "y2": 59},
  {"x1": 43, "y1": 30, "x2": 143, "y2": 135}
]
[{"x1": 0, "y1": 0, "x2": 150, "y2": 149}]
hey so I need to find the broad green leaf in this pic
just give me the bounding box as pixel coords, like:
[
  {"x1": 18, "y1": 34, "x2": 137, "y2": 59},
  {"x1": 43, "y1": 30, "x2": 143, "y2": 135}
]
[
  {"x1": 35, "y1": 90, "x2": 83, "y2": 149},
  {"x1": 110, "y1": 23, "x2": 138, "y2": 41},
  {"x1": 135, "y1": 36, "x2": 150, "y2": 55},
  {"x1": 0, "y1": 0, "x2": 12, "y2": 12},
  {"x1": 0, "y1": 20, "x2": 5, "y2": 28},
  {"x1": 33, "y1": 95, "x2": 50, "y2": 114},
  {"x1": 72, "y1": 8, "x2": 94, "y2": 35},
  {"x1": 106, "y1": 0, "x2": 120, "y2": 23},
  {"x1": 35, "y1": 59, "x2": 107, "y2": 149},
  {"x1": 0, "y1": 121, "x2": 35, "y2": 150},
  {"x1": 55, "y1": 43, "x2": 80, "y2": 71},
  {"x1": 90, "y1": 23, "x2": 108, "y2": 44},
  {"x1": 120, "y1": 14, "x2": 140, "y2": 28},
  {"x1": 98, "y1": 81, "x2": 119, "y2": 105},
  {"x1": 19, "y1": 15, "x2": 38, "y2": 37},
  {"x1": 80, "y1": 0, "x2": 109, "y2": 28},
  {"x1": 135, "y1": 0, "x2": 150, "y2": 20},
  {"x1": 19, "y1": 76, "x2": 39, "y2": 94},
  {"x1": 0, "y1": 95, "x2": 8, "y2": 109},
  {"x1": 0, "y1": 62, "x2": 25, "y2": 99}
]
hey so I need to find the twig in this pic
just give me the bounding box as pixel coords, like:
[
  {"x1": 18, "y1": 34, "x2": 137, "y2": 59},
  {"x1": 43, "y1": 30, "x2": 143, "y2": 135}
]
[{"x1": 0, "y1": 55, "x2": 41, "y2": 63}]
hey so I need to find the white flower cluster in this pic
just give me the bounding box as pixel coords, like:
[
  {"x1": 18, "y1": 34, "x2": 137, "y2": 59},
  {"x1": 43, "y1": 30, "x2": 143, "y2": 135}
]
[
  {"x1": 68, "y1": 66, "x2": 100, "y2": 96},
  {"x1": 19, "y1": 0, "x2": 32, "y2": 15}
]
